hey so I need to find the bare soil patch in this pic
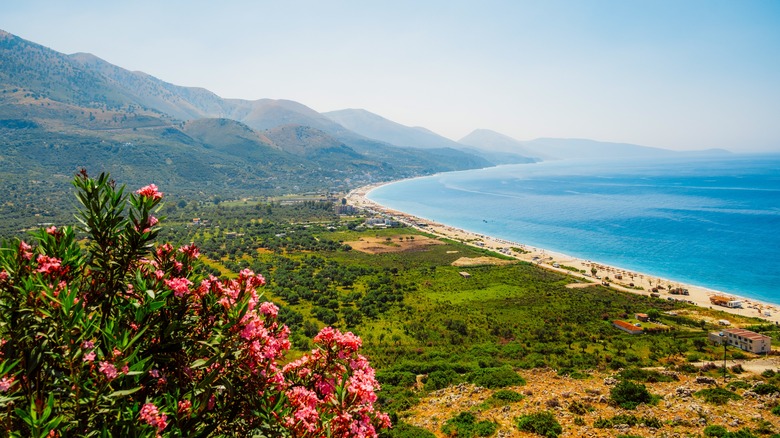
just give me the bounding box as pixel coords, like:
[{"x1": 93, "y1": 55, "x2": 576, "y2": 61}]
[
  {"x1": 345, "y1": 235, "x2": 444, "y2": 254},
  {"x1": 451, "y1": 256, "x2": 515, "y2": 267},
  {"x1": 565, "y1": 282, "x2": 598, "y2": 289}
]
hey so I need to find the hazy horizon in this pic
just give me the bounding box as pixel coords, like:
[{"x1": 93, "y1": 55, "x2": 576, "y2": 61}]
[{"x1": 2, "y1": 0, "x2": 779, "y2": 153}]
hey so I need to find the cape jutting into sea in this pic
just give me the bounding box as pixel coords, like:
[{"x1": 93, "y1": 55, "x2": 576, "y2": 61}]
[{"x1": 367, "y1": 154, "x2": 780, "y2": 305}]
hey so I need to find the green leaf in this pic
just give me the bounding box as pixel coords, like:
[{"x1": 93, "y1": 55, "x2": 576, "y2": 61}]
[
  {"x1": 108, "y1": 387, "x2": 142, "y2": 398},
  {"x1": 190, "y1": 358, "x2": 208, "y2": 369}
]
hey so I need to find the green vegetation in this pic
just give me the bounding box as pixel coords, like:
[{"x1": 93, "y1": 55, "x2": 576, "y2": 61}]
[
  {"x1": 491, "y1": 389, "x2": 525, "y2": 402},
  {"x1": 567, "y1": 400, "x2": 594, "y2": 415},
  {"x1": 467, "y1": 365, "x2": 526, "y2": 388},
  {"x1": 6, "y1": 195, "x2": 778, "y2": 436},
  {"x1": 594, "y1": 414, "x2": 662, "y2": 429},
  {"x1": 516, "y1": 411, "x2": 562, "y2": 437},
  {"x1": 703, "y1": 425, "x2": 764, "y2": 437},
  {"x1": 751, "y1": 383, "x2": 780, "y2": 395},
  {"x1": 441, "y1": 412, "x2": 498, "y2": 437},
  {"x1": 384, "y1": 422, "x2": 437, "y2": 438},
  {"x1": 609, "y1": 380, "x2": 653, "y2": 409},
  {"x1": 695, "y1": 387, "x2": 743, "y2": 405}
]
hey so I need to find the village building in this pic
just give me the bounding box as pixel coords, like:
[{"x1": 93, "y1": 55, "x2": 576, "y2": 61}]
[
  {"x1": 709, "y1": 328, "x2": 771, "y2": 354},
  {"x1": 635, "y1": 313, "x2": 650, "y2": 322}
]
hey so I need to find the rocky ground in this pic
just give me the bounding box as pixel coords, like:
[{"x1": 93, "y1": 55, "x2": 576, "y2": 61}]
[{"x1": 402, "y1": 368, "x2": 780, "y2": 437}]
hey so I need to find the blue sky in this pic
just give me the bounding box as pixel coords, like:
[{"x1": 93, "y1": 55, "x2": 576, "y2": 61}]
[{"x1": 2, "y1": 0, "x2": 779, "y2": 152}]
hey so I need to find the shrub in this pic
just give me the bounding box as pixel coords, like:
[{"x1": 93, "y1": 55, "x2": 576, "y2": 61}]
[
  {"x1": 387, "y1": 421, "x2": 437, "y2": 438},
  {"x1": 491, "y1": 389, "x2": 524, "y2": 402},
  {"x1": 610, "y1": 380, "x2": 652, "y2": 409},
  {"x1": 772, "y1": 405, "x2": 780, "y2": 416},
  {"x1": 467, "y1": 365, "x2": 525, "y2": 389},
  {"x1": 568, "y1": 400, "x2": 593, "y2": 415},
  {"x1": 425, "y1": 369, "x2": 460, "y2": 391},
  {"x1": 695, "y1": 387, "x2": 743, "y2": 405},
  {"x1": 441, "y1": 412, "x2": 498, "y2": 437},
  {"x1": 516, "y1": 411, "x2": 562, "y2": 437},
  {"x1": 752, "y1": 383, "x2": 780, "y2": 395},
  {"x1": 730, "y1": 364, "x2": 745, "y2": 374},
  {"x1": 701, "y1": 362, "x2": 719, "y2": 372},
  {"x1": 0, "y1": 173, "x2": 389, "y2": 437},
  {"x1": 704, "y1": 425, "x2": 728, "y2": 437},
  {"x1": 754, "y1": 419, "x2": 774, "y2": 435},
  {"x1": 619, "y1": 367, "x2": 678, "y2": 383},
  {"x1": 762, "y1": 369, "x2": 776, "y2": 378},
  {"x1": 728, "y1": 380, "x2": 751, "y2": 391}
]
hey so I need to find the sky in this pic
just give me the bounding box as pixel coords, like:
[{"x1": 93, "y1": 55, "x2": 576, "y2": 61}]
[{"x1": 2, "y1": 0, "x2": 780, "y2": 152}]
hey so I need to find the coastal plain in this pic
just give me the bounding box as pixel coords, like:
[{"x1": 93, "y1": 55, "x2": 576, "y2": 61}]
[{"x1": 347, "y1": 183, "x2": 780, "y2": 326}]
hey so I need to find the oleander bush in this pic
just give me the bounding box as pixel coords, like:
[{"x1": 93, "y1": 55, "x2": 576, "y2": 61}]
[{"x1": 0, "y1": 172, "x2": 389, "y2": 437}]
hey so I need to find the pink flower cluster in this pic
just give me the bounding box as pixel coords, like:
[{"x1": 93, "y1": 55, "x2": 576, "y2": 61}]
[
  {"x1": 99, "y1": 361, "x2": 118, "y2": 380},
  {"x1": 139, "y1": 403, "x2": 168, "y2": 434},
  {"x1": 36, "y1": 254, "x2": 65, "y2": 276},
  {"x1": 0, "y1": 376, "x2": 14, "y2": 392},
  {"x1": 19, "y1": 241, "x2": 33, "y2": 261},
  {"x1": 179, "y1": 244, "x2": 200, "y2": 260},
  {"x1": 282, "y1": 328, "x2": 390, "y2": 437},
  {"x1": 135, "y1": 184, "x2": 163, "y2": 201},
  {"x1": 165, "y1": 277, "x2": 193, "y2": 298}
]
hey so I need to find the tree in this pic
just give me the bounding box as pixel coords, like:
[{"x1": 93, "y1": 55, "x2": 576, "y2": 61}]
[
  {"x1": 0, "y1": 172, "x2": 389, "y2": 437},
  {"x1": 647, "y1": 308, "x2": 661, "y2": 321}
]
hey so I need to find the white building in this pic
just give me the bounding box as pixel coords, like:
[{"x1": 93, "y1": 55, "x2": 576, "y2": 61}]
[{"x1": 709, "y1": 328, "x2": 771, "y2": 354}]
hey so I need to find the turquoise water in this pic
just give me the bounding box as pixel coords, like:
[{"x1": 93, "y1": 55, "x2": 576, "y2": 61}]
[{"x1": 367, "y1": 154, "x2": 780, "y2": 304}]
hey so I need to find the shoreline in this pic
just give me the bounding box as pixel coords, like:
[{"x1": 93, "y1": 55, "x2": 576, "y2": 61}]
[{"x1": 346, "y1": 181, "x2": 780, "y2": 326}]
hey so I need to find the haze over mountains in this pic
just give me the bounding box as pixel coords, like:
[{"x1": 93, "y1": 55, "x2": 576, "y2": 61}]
[{"x1": 0, "y1": 28, "x2": 721, "y2": 207}]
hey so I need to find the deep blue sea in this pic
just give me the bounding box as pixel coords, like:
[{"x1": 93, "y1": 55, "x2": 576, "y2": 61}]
[{"x1": 367, "y1": 154, "x2": 780, "y2": 304}]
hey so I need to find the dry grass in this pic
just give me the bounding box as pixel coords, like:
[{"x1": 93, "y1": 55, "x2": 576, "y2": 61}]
[{"x1": 404, "y1": 368, "x2": 780, "y2": 437}]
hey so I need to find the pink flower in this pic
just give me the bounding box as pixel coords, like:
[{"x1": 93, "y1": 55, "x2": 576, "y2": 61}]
[
  {"x1": 136, "y1": 184, "x2": 163, "y2": 201},
  {"x1": 179, "y1": 244, "x2": 200, "y2": 260},
  {"x1": 139, "y1": 403, "x2": 168, "y2": 433},
  {"x1": 259, "y1": 302, "x2": 279, "y2": 318},
  {"x1": 178, "y1": 399, "x2": 192, "y2": 415},
  {"x1": 45, "y1": 226, "x2": 58, "y2": 236},
  {"x1": 99, "y1": 361, "x2": 118, "y2": 380},
  {"x1": 19, "y1": 241, "x2": 33, "y2": 261},
  {"x1": 83, "y1": 351, "x2": 96, "y2": 362},
  {"x1": 149, "y1": 369, "x2": 160, "y2": 378},
  {"x1": 0, "y1": 270, "x2": 8, "y2": 282},
  {"x1": 82, "y1": 340, "x2": 95, "y2": 350},
  {"x1": 156, "y1": 243, "x2": 173, "y2": 258},
  {"x1": 165, "y1": 277, "x2": 193, "y2": 298},
  {"x1": 0, "y1": 376, "x2": 14, "y2": 392},
  {"x1": 36, "y1": 254, "x2": 64, "y2": 276}
]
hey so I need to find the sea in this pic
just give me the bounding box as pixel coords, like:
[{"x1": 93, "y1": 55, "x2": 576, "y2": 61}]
[{"x1": 366, "y1": 154, "x2": 780, "y2": 305}]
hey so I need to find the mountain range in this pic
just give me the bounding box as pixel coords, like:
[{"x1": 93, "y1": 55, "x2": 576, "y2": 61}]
[{"x1": 0, "y1": 28, "x2": 725, "y2": 222}]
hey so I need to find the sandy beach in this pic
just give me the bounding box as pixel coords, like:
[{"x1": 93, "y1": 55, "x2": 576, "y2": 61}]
[{"x1": 346, "y1": 182, "x2": 780, "y2": 326}]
